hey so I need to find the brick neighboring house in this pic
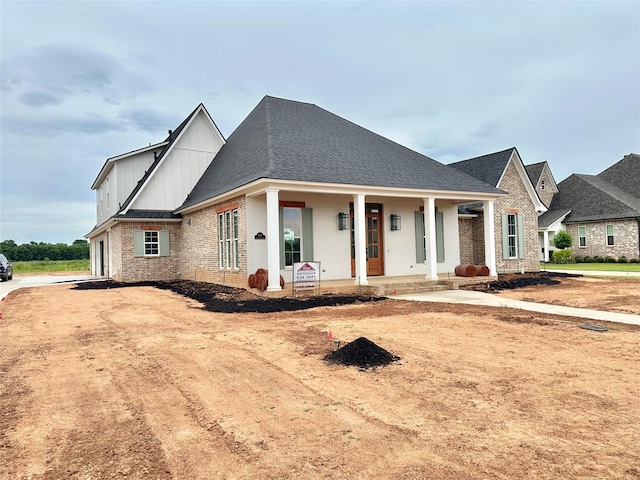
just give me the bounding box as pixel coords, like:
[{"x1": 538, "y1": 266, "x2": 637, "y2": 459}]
[
  {"x1": 540, "y1": 154, "x2": 640, "y2": 261},
  {"x1": 525, "y1": 161, "x2": 563, "y2": 262},
  {"x1": 449, "y1": 148, "x2": 548, "y2": 273},
  {"x1": 87, "y1": 96, "x2": 509, "y2": 288}
]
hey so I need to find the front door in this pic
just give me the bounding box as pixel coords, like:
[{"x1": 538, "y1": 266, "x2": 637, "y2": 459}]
[{"x1": 351, "y1": 204, "x2": 384, "y2": 276}]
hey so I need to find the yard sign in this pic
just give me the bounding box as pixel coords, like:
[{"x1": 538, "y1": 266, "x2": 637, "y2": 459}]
[{"x1": 293, "y1": 261, "x2": 320, "y2": 292}]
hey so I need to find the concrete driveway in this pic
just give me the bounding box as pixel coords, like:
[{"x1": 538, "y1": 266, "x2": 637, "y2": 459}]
[{"x1": 0, "y1": 275, "x2": 97, "y2": 298}]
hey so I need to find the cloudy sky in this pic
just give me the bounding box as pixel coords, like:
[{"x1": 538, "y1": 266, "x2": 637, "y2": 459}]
[{"x1": 1, "y1": 1, "x2": 638, "y2": 244}]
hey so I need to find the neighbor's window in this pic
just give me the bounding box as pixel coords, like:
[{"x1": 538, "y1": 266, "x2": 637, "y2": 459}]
[
  {"x1": 606, "y1": 224, "x2": 614, "y2": 246},
  {"x1": 218, "y1": 209, "x2": 239, "y2": 269},
  {"x1": 144, "y1": 231, "x2": 159, "y2": 256},
  {"x1": 283, "y1": 207, "x2": 302, "y2": 267},
  {"x1": 507, "y1": 214, "x2": 517, "y2": 258},
  {"x1": 578, "y1": 226, "x2": 586, "y2": 247}
]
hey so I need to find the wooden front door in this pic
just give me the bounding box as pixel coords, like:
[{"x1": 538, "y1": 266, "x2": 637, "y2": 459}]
[{"x1": 351, "y1": 204, "x2": 384, "y2": 276}]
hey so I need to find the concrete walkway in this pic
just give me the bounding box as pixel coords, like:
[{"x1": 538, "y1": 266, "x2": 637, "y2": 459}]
[
  {"x1": 541, "y1": 268, "x2": 640, "y2": 278},
  {"x1": 394, "y1": 289, "x2": 640, "y2": 326},
  {"x1": 0, "y1": 275, "x2": 97, "y2": 298}
]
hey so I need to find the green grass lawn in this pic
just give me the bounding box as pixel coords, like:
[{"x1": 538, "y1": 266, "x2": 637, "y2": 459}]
[
  {"x1": 540, "y1": 262, "x2": 640, "y2": 272},
  {"x1": 12, "y1": 259, "x2": 90, "y2": 274}
]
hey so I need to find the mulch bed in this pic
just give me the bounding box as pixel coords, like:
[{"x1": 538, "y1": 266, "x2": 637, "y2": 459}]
[
  {"x1": 460, "y1": 271, "x2": 581, "y2": 292},
  {"x1": 73, "y1": 272, "x2": 577, "y2": 313},
  {"x1": 73, "y1": 280, "x2": 384, "y2": 313}
]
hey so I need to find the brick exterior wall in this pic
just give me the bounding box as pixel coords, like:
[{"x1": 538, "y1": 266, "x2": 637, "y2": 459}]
[
  {"x1": 536, "y1": 169, "x2": 556, "y2": 208},
  {"x1": 110, "y1": 225, "x2": 123, "y2": 281},
  {"x1": 179, "y1": 196, "x2": 248, "y2": 288},
  {"x1": 567, "y1": 219, "x2": 640, "y2": 260},
  {"x1": 494, "y1": 162, "x2": 540, "y2": 273},
  {"x1": 458, "y1": 218, "x2": 474, "y2": 264},
  {"x1": 118, "y1": 221, "x2": 182, "y2": 281},
  {"x1": 457, "y1": 162, "x2": 540, "y2": 273}
]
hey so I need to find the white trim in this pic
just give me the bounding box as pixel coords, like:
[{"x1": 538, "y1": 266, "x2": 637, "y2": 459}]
[
  {"x1": 265, "y1": 189, "x2": 282, "y2": 291},
  {"x1": 91, "y1": 141, "x2": 169, "y2": 190},
  {"x1": 483, "y1": 200, "x2": 497, "y2": 276},
  {"x1": 123, "y1": 105, "x2": 225, "y2": 214},
  {"x1": 506, "y1": 150, "x2": 548, "y2": 214},
  {"x1": 176, "y1": 178, "x2": 507, "y2": 215},
  {"x1": 353, "y1": 194, "x2": 368, "y2": 285}
]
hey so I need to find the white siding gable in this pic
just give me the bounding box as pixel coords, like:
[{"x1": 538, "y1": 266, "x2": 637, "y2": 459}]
[{"x1": 130, "y1": 110, "x2": 224, "y2": 211}]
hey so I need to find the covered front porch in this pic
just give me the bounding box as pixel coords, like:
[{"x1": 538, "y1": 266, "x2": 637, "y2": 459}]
[{"x1": 254, "y1": 272, "x2": 497, "y2": 297}]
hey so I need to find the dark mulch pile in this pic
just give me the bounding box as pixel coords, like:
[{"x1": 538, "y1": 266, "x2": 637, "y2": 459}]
[
  {"x1": 461, "y1": 271, "x2": 581, "y2": 292},
  {"x1": 73, "y1": 280, "x2": 384, "y2": 313},
  {"x1": 324, "y1": 337, "x2": 400, "y2": 369}
]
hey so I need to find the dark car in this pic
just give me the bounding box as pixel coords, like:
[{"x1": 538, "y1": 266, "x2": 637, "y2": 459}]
[{"x1": 0, "y1": 254, "x2": 13, "y2": 281}]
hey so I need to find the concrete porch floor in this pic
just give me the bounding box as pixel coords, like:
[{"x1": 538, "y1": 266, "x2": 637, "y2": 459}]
[{"x1": 257, "y1": 273, "x2": 496, "y2": 297}]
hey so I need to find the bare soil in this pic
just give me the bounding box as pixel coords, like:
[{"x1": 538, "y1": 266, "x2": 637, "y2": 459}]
[{"x1": 1, "y1": 275, "x2": 639, "y2": 479}]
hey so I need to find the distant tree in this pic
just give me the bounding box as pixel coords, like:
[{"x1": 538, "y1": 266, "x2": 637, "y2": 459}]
[
  {"x1": 0, "y1": 240, "x2": 90, "y2": 261},
  {"x1": 73, "y1": 239, "x2": 88, "y2": 245},
  {"x1": 553, "y1": 230, "x2": 573, "y2": 250}
]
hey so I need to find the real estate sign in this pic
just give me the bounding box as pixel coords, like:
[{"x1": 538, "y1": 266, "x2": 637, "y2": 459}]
[{"x1": 293, "y1": 261, "x2": 320, "y2": 291}]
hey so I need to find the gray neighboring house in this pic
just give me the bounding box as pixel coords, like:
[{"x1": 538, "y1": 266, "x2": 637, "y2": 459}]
[
  {"x1": 449, "y1": 147, "x2": 547, "y2": 273},
  {"x1": 87, "y1": 95, "x2": 507, "y2": 288},
  {"x1": 541, "y1": 154, "x2": 640, "y2": 261}
]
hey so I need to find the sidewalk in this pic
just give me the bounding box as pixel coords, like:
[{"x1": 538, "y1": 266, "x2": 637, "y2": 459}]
[
  {"x1": 541, "y1": 268, "x2": 640, "y2": 277},
  {"x1": 394, "y1": 289, "x2": 640, "y2": 326}
]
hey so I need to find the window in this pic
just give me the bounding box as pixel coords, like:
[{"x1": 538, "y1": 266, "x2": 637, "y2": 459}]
[
  {"x1": 606, "y1": 224, "x2": 614, "y2": 246},
  {"x1": 501, "y1": 213, "x2": 525, "y2": 259},
  {"x1": 144, "y1": 231, "x2": 159, "y2": 255},
  {"x1": 134, "y1": 229, "x2": 169, "y2": 257},
  {"x1": 541, "y1": 179, "x2": 546, "y2": 191},
  {"x1": 283, "y1": 207, "x2": 302, "y2": 267},
  {"x1": 578, "y1": 226, "x2": 586, "y2": 247},
  {"x1": 218, "y1": 209, "x2": 239, "y2": 269},
  {"x1": 507, "y1": 214, "x2": 517, "y2": 258},
  {"x1": 279, "y1": 206, "x2": 313, "y2": 268},
  {"x1": 414, "y1": 210, "x2": 445, "y2": 263},
  {"x1": 106, "y1": 179, "x2": 110, "y2": 210}
]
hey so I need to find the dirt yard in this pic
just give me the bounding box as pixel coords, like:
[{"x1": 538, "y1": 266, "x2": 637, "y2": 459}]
[{"x1": 1, "y1": 276, "x2": 639, "y2": 479}]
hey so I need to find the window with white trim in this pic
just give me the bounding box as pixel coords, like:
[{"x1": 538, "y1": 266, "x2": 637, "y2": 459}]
[
  {"x1": 283, "y1": 207, "x2": 302, "y2": 267},
  {"x1": 578, "y1": 226, "x2": 586, "y2": 247},
  {"x1": 606, "y1": 224, "x2": 614, "y2": 246},
  {"x1": 501, "y1": 213, "x2": 525, "y2": 260},
  {"x1": 218, "y1": 209, "x2": 239, "y2": 269},
  {"x1": 541, "y1": 179, "x2": 546, "y2": 191},
  {"x1": 133, "y1": 229, "x2": 169, "y2": 257},
  {"x1": 144, "y1": 231, "x2": 159, "y2": 256},
  {"x1": 507, "y1": 214, "x2": 517, "y2": 258}
]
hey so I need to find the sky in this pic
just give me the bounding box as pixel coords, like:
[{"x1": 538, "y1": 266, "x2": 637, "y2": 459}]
[{"x1": 1, "y1": 1, "x2": 639, "y2": 244}]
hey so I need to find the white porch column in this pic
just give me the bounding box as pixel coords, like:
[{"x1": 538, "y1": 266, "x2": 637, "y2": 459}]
[
  {"x1": 423, "y1": 197, "x2": 438, "y2": 280},
  {"x1": 543, "y1": 230, "x2": 550, "y2": 262},
  {"x1": 483, "y1": 200, "x2": 497, "y2": 276},
  {"x1": 353, "y1": 194, "x2": 368, "y2": 285},
  {"x1": 265, "y1": 188, "x2": 282, "y2": 291}
]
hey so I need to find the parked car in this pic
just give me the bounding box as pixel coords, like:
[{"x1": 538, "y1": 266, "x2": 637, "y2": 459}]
[{"x1": 0, "y1": 254, "x2": 13, "y2": 281}]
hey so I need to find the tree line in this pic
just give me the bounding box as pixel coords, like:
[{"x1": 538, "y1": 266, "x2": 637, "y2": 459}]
[{"x1": 0, "y1": 239, "x2": 90, "y2": 261}]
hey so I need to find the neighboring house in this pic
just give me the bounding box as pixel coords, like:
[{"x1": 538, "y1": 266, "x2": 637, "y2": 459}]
[
  {"x1": 449, "y1": 148, "x2": 548, "y2": 273},
  {"x1": 542, "y1": 154, "x2": 640, "y2": 260},
  {"x1": 526, "y1": 161, "x2": 562, "y2": 261},
  {"x1": 87, "y1": 96, "x2": 507, "y2": 290}
]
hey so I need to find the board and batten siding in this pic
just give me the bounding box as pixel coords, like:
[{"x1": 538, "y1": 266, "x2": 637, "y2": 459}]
[{"x1": 132, "y1": 112, "x2": 224, "y2": 211}]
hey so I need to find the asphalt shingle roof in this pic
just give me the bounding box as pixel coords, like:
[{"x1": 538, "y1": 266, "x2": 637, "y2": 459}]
[
  {"x1": 525, "y1": 162, "x2": 545, "y2": 185},
  {"x1": 598, "y1": 153, "x2": 640, "y2": 198},
  {"x1": 181, "y1": 96, "x2": 503, "y2": 209},
  {"x1": 448, "y1": 148, "x2": 516, "y2": 187},
  {"x1": 549, "y1": 174, "x2": 640, "y2": 223}
]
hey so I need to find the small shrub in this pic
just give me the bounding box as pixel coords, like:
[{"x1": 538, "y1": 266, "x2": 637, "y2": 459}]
[
  {"x1": 595, "y1": 256, "x2": 605, "y2": 263},
  {"x1": 575, "y1": 256, "x2": 583, "y2": 263},
  {"x1": 553, "y1": 231, "x2": 573, "y2": 250},
  {"x1": 617, "y1": 256, "x2": 628, "y2": 263},
  {"x1": 630, "y1": 258, "x2": 639, "y2": 264},
  {"x1": 583, "y1": 256, "x2": 593, "y2": 263},
  {"x1": 552, "y1": 249, "x2": 575, "y2": 264},
  {"x1": 605, "y1": 256, "x2": 616, "y2": 263}
]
